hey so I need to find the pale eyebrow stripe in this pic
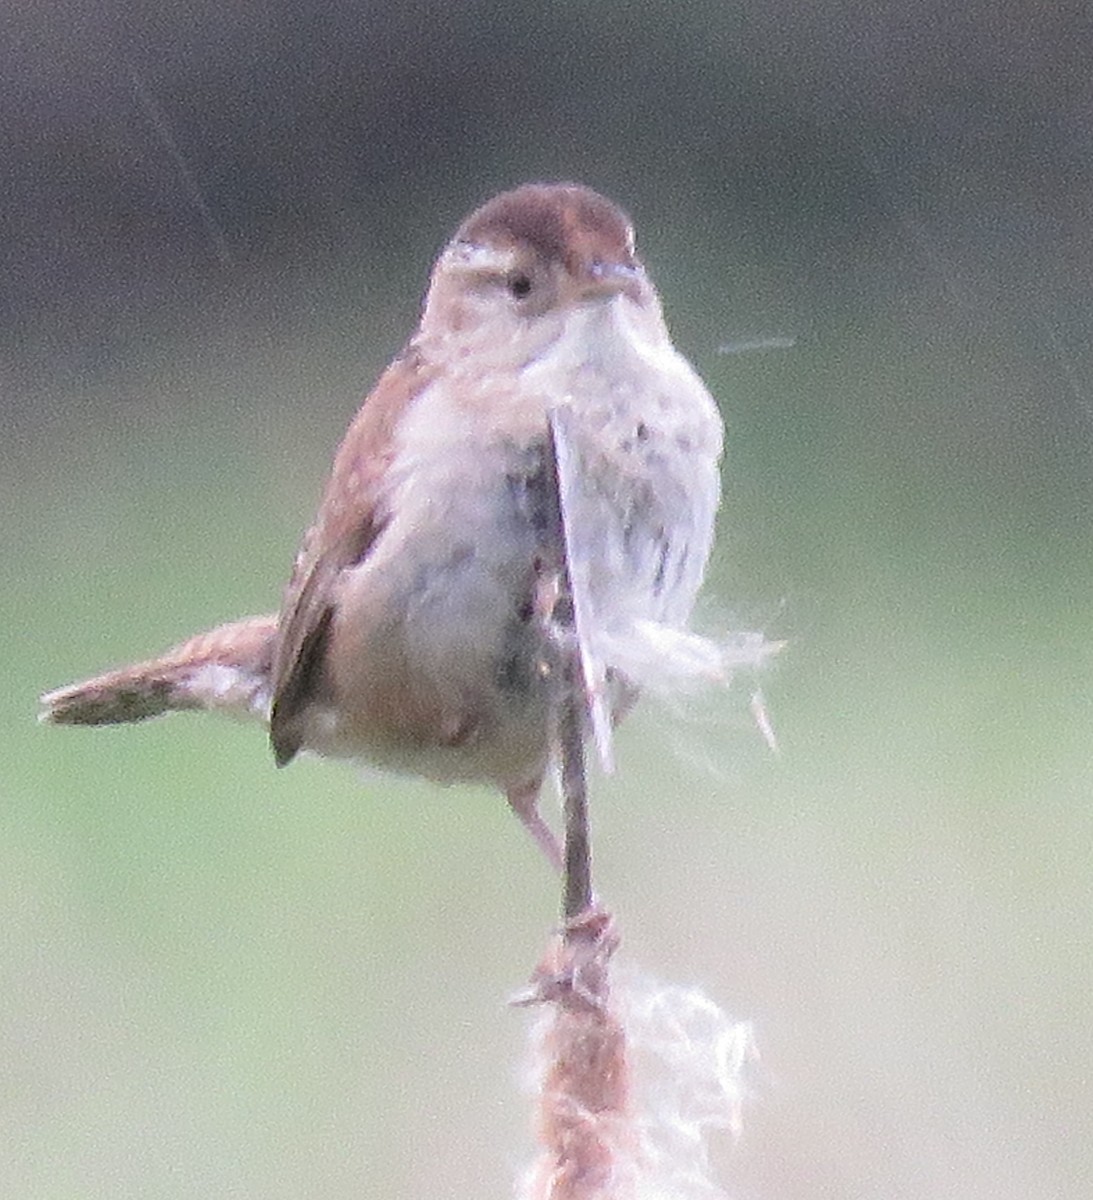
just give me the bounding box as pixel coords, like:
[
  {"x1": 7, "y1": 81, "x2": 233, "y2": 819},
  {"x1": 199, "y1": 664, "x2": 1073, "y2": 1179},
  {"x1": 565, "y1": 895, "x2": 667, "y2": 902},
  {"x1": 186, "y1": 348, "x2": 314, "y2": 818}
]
[{"x1": 447, "y1": 241, "x2": 519, "y2": 274}]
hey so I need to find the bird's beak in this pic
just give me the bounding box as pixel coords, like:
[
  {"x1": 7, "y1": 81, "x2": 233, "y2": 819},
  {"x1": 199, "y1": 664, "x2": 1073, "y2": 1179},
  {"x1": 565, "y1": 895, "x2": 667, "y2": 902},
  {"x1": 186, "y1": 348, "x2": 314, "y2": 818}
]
[{"x1": 575, "y1": 260, "x2": 644, "y2": 302}]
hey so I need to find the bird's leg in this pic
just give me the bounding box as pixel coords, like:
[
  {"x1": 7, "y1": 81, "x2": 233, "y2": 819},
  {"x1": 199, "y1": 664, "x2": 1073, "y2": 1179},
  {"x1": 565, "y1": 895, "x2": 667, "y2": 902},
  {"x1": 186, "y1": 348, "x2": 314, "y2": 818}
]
[{"x1": 506, "y1": 781, "x2": 562, "y2": 873}]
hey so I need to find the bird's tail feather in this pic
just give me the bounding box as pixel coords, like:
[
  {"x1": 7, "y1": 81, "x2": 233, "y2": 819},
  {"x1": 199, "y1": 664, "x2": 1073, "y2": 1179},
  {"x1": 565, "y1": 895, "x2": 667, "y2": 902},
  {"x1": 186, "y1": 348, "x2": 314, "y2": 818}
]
[{"x1": 40, "y1": 615, "x2": 278, "y2": 727}]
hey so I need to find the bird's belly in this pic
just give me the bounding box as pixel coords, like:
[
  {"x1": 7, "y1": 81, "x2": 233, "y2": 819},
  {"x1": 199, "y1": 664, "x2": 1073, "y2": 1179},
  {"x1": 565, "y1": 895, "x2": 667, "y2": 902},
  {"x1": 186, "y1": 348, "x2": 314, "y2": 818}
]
[
  {"x1": 310, "y1": 460, "x2": 555, "y2": 788},
  {"x1": 299, "y1": 323, "x2": 721, "y2": 787}
]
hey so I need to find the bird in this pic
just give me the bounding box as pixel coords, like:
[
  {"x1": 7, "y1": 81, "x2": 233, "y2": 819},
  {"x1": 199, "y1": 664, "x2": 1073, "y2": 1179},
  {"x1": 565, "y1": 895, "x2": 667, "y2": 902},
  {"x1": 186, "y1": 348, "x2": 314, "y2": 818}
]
[{"x1": 40, "y1": 182, "x2": 727, "y2": 869}]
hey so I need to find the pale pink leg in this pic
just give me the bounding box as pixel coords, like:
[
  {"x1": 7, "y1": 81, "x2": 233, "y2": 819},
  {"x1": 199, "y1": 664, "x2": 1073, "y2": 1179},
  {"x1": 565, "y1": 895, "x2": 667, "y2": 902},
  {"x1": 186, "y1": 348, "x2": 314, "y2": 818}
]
[{"x1": 506, "y1": 782, "x2": 562, "y2": 873}]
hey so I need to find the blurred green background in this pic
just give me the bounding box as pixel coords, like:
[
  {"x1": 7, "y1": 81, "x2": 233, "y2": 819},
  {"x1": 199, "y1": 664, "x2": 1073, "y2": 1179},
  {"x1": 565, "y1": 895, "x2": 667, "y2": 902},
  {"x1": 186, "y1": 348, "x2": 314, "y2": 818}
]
[{"x1": 4, "y1": 2, "x2": 1093, "y2": 1196}]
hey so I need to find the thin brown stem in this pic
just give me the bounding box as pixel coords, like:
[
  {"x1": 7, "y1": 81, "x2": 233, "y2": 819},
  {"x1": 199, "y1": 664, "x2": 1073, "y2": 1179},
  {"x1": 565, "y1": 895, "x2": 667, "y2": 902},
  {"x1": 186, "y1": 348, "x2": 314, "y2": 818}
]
[
  {"x1": 558, "y1": 652, "x2": 592, "y2": 922},
  {"x1": 542, "y1": 411, "x2": 593, "y2": 922}
]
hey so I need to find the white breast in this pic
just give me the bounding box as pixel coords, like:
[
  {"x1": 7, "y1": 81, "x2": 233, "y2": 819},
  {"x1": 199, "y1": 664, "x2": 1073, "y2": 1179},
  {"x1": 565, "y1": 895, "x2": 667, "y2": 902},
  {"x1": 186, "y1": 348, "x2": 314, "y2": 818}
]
[{"x1": 323, "y1": 294, "x2": 723, "y2": 786}]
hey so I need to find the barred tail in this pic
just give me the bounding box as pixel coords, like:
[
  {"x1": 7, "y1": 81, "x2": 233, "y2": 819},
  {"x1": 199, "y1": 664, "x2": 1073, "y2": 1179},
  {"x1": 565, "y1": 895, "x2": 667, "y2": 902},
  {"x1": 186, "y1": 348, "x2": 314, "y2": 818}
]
[{"x1": 40, "y1": 614, "x2": 278, "y2": 727}]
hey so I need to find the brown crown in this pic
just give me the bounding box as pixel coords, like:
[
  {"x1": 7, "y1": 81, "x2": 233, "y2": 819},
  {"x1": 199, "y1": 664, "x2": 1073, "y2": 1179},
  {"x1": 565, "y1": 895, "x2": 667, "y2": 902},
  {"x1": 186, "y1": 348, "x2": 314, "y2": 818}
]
[{"x1": 455, "y1": 183, "x2": 636, "y2": 275}]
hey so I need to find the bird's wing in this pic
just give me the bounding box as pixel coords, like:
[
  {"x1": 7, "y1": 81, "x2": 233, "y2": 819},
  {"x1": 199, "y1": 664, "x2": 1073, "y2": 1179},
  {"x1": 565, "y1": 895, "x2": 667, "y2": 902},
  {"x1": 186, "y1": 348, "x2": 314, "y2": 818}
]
[{"x1": 269, "y1": 345, "x2": 435, "y2": 765}]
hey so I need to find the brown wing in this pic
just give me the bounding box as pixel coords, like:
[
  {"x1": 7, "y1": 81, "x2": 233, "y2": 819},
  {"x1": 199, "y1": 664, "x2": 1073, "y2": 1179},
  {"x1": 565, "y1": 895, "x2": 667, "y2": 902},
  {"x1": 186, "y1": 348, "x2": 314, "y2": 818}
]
[{"x1": 269, "y1": 345, "x2": 434, "y2": 765}]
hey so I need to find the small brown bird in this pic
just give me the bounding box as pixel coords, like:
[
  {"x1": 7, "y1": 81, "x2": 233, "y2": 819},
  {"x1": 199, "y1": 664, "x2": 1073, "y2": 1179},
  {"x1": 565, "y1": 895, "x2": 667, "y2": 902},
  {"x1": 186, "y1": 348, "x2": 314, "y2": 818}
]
[{"x1": 40, "y1": 182, "x2": 727, "y2": 867}]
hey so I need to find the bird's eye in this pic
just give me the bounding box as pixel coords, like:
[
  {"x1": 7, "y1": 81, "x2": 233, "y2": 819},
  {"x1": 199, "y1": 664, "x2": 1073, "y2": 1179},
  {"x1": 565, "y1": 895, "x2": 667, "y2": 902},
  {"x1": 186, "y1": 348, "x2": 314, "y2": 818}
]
[{"x1": 507, "y1": 273, "x2": 533, "y2": 299}]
